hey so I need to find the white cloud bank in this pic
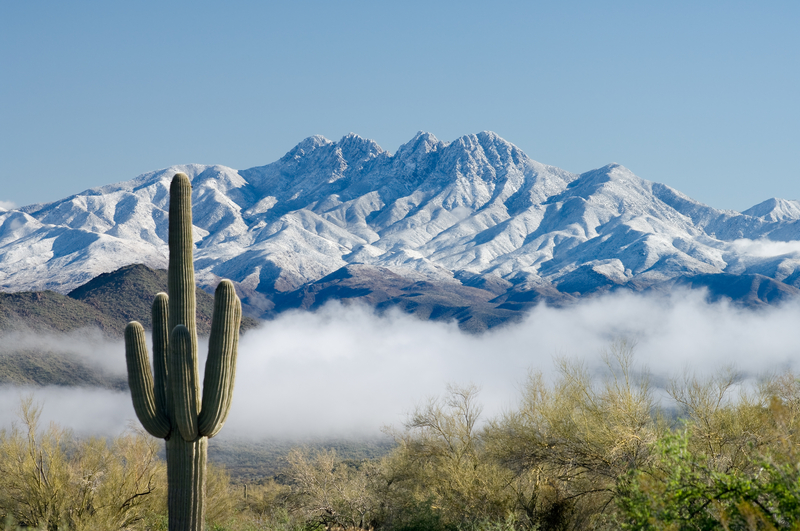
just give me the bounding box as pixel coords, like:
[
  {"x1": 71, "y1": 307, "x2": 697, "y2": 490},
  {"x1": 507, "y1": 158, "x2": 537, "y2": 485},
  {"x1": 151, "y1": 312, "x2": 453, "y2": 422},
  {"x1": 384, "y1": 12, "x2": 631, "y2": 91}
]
[
  {"x1": 727, "y1": 238, "x2": 800, "y2": 258},
  {"x1": 0, "y1": 200, "x2": 17, "y2": 211},
  {"x1": 2, "y1": 289, "x2": 799, "y2": 439}
]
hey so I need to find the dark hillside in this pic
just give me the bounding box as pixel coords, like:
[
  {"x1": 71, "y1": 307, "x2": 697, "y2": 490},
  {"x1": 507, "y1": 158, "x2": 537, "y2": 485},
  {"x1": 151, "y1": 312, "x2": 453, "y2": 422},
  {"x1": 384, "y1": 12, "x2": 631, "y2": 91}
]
[
  {"x1": 0, "y1": 264, "x2": 261, "y2": 388},
  {"x1": 675, "y1": 273, "x2": 800, "y2": 306},
  {"x1": 68, "y1": 263, "x2": 260, "y2": 335},
  {"x1": 0, "y1": 291, "x2": 120, "y2": 334},
  {"x1": 272, "y1": 264, "x2": 523, "y2": 333},
  {"x1": 0, "y1": 264, "x2": 260, "y2": 337},
  {"x1": 0, "y1": 350, "x2": 127, "y2": 389}
]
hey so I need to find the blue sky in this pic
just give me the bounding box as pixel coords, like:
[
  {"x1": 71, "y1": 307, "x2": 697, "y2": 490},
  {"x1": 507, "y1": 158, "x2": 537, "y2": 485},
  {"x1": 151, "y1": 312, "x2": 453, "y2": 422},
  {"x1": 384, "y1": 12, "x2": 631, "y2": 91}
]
[{"x1": 1, "y1": 1, "x2": 797, "y2": 211}]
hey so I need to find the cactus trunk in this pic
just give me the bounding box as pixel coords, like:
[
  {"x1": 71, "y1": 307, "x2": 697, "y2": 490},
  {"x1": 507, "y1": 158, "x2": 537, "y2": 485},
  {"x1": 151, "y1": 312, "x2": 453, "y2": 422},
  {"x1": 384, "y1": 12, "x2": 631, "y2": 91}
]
[
  {"x1": 167, "y1": 436, "x2": 207, "y2": 530},
  {"x1": 125, "y1": 172, "x2": 241, "y2": 531}
]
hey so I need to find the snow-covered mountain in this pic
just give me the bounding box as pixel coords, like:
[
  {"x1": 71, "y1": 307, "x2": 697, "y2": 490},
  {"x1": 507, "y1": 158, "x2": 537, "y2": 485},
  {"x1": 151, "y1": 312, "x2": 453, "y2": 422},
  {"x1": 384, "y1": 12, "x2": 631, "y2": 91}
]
[{"x1": 2, "y1": 131, "x2": 800, "y2": 313}]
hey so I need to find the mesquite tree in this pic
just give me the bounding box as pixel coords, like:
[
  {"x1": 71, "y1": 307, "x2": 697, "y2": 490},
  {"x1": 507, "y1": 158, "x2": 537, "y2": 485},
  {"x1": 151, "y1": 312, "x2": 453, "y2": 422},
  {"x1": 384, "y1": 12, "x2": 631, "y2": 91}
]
[{"x1": 125, "y1": 172, "x2": 241, "y2": 530}]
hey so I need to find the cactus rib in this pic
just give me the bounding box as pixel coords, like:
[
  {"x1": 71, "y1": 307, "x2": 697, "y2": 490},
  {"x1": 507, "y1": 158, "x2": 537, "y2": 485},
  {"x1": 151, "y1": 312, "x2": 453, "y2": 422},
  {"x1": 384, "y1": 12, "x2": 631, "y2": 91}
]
[
  {"x1": 170, "y1": 324, "x2": 200, "y2": 441},
  {"x1": 152, "y1": 292, "x2": 170, "y2": 422},
  {"x1": 168, "y1": 172, "x2": 197, "y2": 342}
]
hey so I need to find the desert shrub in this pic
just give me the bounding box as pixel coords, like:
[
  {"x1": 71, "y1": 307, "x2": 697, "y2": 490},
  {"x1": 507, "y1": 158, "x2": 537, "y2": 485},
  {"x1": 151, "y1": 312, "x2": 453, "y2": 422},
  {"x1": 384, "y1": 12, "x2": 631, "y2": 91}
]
[
  {"x1": 669, "y1": 368, "x2": 769, "y2": 472},
  {"x1": 231, "y1": 480, "x2": 307, "y2": 531},
  {"x1": 617, "y1": 429, "x2": 800, "y2": 530},
  {"x1": 0, "y1": 396, "x2": 166, "y2": 530},
  {"x1": 283, "y1": 447, "x2": 383, "y2": 530},
  {"x1": 381, "y1": 383, "x2": 517, "y2": 530},
  {"x1": 616, "y1": 371, "x2": 800, "y2": 530},
  {"x1": 483, "y1": 340, "x2": 663, "y2": 530}
]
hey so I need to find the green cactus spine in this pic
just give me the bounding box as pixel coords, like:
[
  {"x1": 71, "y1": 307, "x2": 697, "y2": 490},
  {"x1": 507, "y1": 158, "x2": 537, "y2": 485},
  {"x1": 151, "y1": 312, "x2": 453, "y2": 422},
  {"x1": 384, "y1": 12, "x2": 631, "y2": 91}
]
[{"x1": 124, "y1": 173, "x2": 241, "y2": 531}]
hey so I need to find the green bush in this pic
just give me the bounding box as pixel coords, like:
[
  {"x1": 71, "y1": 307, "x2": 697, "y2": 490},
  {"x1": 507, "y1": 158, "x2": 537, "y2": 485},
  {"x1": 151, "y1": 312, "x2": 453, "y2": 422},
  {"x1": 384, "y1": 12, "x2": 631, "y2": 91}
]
[
  {"x1": 0, "y1": 397, "x2": 166, "y2": 530},
  {"x1": 379, "y1": 383, "x2": 518, "y2": 530},
  {"x1": 616, "y1": 380, "x2": 800, "y2": 531}
]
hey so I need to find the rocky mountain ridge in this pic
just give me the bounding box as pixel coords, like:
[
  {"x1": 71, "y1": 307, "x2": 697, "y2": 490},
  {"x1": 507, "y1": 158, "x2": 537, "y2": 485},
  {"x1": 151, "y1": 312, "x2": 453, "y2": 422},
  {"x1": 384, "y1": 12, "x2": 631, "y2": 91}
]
[{"x1": 2, "y1": 131, "x2": 799, "y2": 323}]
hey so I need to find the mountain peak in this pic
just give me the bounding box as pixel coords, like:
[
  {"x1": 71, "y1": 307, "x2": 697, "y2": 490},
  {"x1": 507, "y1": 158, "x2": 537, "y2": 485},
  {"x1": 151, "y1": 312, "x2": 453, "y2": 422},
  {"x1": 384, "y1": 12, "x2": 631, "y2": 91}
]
[
  {"x1": 578, "y1": 163, "x2": 638, "y2": 182},
  {"x1": 395, "y1": 131, "x2": 445, "y2": 160},
  {"x1": 338, "y1": 132, "x2": 371, "y2": 144},
  {"x1": 475, "y1": 130, "x2": 508, "y2": 145},
  {"x1": 335, "y1": 133, "x2": 384, "y2": 159},
  {"x1": 743, "y1": 197, "x2": 800, "y2": 221},
  {"x1": 599, "y1": 162, "x2": 628, "y2": 172},
  {"x1": 282, "y1": 135, "x2": 333, "y2": 161}
]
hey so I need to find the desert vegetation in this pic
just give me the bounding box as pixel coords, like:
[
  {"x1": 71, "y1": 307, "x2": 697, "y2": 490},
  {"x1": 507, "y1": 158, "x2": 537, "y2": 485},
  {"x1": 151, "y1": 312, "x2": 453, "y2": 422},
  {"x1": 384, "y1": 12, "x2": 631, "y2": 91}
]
[{"x1": 2, "y1": 341, "x2": 800, "y2": 530}]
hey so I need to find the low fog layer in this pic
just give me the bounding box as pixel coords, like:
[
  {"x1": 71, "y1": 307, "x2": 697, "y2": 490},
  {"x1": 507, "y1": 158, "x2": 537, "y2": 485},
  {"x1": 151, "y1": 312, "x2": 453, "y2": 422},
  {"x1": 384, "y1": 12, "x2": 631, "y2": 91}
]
[
  {"x1": 727, "y1": 238, "x2": 800, "y2": 257},
  {"x1": 2, "y1": 289, "x2": 799, "y2": 438}
]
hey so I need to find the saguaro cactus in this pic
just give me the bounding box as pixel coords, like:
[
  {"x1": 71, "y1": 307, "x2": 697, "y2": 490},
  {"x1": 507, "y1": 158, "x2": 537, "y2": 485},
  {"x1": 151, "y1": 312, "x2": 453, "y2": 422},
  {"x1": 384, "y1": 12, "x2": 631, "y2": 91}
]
[{"x1": 125, "y1": 173, "x2": 241, "y2": 531}]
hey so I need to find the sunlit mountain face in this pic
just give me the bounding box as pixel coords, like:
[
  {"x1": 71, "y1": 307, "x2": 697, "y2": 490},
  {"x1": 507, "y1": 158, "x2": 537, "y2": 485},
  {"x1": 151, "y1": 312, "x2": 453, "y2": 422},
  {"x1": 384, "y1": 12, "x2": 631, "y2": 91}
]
[{"x1": 2, "y1": 131, "x2": 799, "y2": 328}]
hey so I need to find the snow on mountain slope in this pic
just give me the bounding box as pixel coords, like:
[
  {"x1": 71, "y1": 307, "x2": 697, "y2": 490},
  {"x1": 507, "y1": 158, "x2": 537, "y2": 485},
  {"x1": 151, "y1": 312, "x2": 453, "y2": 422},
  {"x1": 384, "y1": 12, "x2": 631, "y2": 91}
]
[
  {"x1": 2, "y1": 132, "x2": 800, "y2": 301},
  {"x1": 743, "y1": 198, "x2": 800, "y2": 223}
]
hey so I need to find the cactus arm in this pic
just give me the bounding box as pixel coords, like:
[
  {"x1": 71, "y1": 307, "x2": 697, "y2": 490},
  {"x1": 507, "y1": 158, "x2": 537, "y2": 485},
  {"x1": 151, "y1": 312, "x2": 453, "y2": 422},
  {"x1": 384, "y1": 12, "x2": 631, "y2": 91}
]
[
  {"x1": 170, "y1": 324, "x2": 200, "y2": 442},
  {"x1": 152, "y1": 292, "x2": 171, "y2": 423},
  {"x1": 198, "y1": 280, "x2": 242, "y2": 438},
  {"x1": 124, "y1": 321, "x2": 171, "y2": 438},
  {"x1": 168, "y1": 172, "x2": 197, "y2": 341}
]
